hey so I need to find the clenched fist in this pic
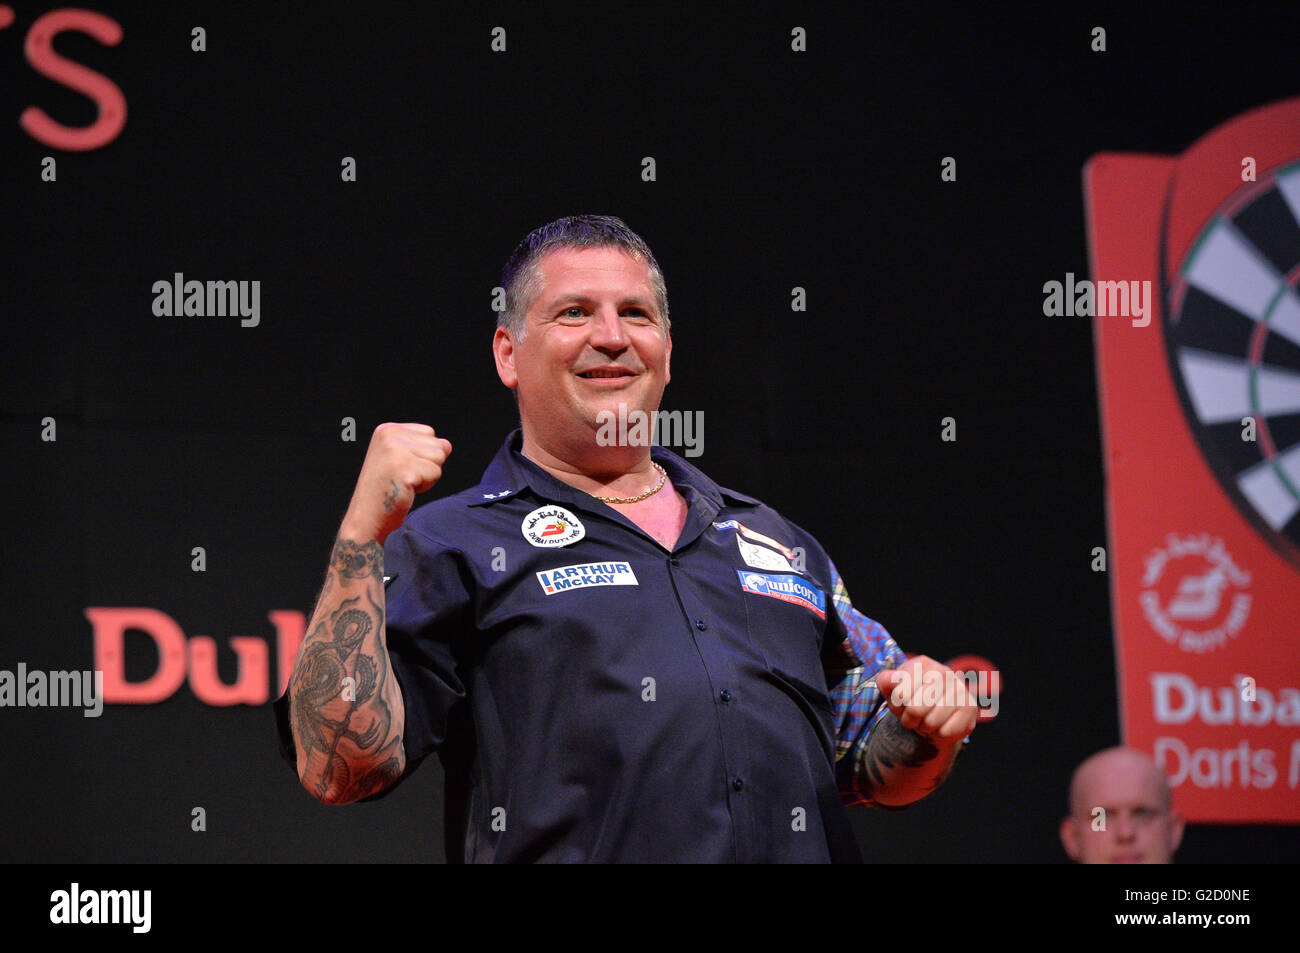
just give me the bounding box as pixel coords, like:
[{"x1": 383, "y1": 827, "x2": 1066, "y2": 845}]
[
  {"x1": 874, "y1": 655, "x2": 978, "y2": 747},
  {"x1": 340, "y1": 423, "x2": 452, "y2": 544}
]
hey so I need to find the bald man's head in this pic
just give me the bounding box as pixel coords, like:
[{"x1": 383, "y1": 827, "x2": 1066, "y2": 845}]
[{"x1": 1060, "y1": 747, "x2": 1184, "y2": 864}]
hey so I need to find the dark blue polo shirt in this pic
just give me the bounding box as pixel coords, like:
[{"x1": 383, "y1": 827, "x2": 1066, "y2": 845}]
[{"x1": 275, "y1": 429, "x2": 906, "y2": 862}]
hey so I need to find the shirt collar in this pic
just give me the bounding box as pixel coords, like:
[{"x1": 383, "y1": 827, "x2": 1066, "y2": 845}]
[{"x1": 467, "y1": 428, "x2": 760, "y2": 512}]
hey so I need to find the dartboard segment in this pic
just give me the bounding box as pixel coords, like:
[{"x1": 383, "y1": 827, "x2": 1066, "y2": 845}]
[{"x1": 1166, "y1": 161, "x2": 1300, "y2": 567}]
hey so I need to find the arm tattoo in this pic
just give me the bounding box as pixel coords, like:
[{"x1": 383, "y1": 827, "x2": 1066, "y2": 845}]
[
  {"x1": 330, "y1": 537, "x2": 385, "y2": 582},
  {"x1": 860, "y1": 712, "x2": 938, "y2": 790},
  {"x1": 857, "y1": 711, "x2": 960, "y2": 808},
  {"x1": 289, "y1": 537, "x2": 404, "y2": 801}
]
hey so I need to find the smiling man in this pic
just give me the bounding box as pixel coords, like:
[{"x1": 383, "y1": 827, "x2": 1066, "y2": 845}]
[
  {"x1": 492, "y1": 240, "x2": 684, "y2": 550},
  {"x1": 273, "y1": 214, "x2": 977, "y2": 862}
]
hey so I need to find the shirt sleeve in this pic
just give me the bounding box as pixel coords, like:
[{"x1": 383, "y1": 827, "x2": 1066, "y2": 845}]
[
  {"x1": 821, "y1": 557, "x2": 907, "y2": 808},
  {"x1": 271, "y1": 520, "x2": 471, "y2": 801}
]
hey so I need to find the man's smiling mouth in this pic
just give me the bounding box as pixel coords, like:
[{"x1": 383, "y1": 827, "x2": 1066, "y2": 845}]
[{"x1": 577, "y1": 367, "x2": 637, "y2": 379}]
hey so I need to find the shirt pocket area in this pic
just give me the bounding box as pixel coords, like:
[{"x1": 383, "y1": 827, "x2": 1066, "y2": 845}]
[{"x1": 737, "y1": 571, "x2": 832, "y2": 714}]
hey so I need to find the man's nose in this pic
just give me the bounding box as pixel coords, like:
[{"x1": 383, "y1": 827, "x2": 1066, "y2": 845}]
[
  {"x1": 1114, "y1": 813, "x2": 1137, "y2": 840},
  {"x1": 589, "y1": 307, "x2": 630, "y2": 349}
]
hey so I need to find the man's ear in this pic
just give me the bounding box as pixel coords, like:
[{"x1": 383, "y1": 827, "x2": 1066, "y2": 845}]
[
  {"x1": 493, "y1": 326, "x2": 518, "y2": 390},
  {"x1": 664, "y1": 330, "x2": 672, "y2": 385},
  {"x1": 1059, "y1": 816, "x2": 1082, "y2": 862},
  {"x1": 1169, "y1": 810, "x2": 1185, "y2": 857}
]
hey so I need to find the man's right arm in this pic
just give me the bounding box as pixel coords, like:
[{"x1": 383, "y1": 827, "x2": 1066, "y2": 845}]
[
  {"x1": 288, "y1": 532, "x2": 405, "y2": 804},
  {"x1": 286, "y1": 423, "x2": 453, "y2": 805}
]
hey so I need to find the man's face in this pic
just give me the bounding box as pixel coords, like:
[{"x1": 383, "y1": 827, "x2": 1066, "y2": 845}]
[
  {"x1": 494, "y1": 246, "x2": 671, "y2": 445},
  {"x1": 1060, "y1": 753, "x2": 1184, "y2": 864}
]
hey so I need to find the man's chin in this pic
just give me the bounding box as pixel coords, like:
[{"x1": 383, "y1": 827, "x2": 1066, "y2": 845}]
[
  {"x1": 581, "y1": 395, "x2": 657, "y2": 423},
  {"x1": 580, "y1": 401, "x2": 663, "y2": 448}
]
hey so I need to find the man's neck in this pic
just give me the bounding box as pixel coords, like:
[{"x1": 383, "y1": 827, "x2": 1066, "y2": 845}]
[{"x1": 519, "y1": 429, "x2": 662, "y2": 501}]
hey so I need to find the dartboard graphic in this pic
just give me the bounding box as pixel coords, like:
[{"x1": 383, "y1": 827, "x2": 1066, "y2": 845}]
[{"x1": 1163, "y1": 159, "x2": 1300, "y2": 570}]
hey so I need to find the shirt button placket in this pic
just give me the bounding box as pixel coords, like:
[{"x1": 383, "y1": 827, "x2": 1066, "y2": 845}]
[{"x1": 668, "y1": 550, "x2": 748, "y2": 855}]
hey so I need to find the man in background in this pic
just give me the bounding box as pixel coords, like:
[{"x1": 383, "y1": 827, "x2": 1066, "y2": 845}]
[{"x1": 1060, "y1": 746, "x2": 1184, "y2": 863}]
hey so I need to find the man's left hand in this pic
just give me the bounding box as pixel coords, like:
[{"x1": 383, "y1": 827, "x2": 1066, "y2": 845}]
[{"x1": 874, "y1": 655, "x2": 978, "y2": 748}]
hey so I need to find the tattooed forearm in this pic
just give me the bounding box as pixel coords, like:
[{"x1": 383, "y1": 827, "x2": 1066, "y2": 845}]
[
  {"x1": 858, "y1": 711, "x2": 960, "y2": 808},
  {"x1": 288, "y1": 536, "x2": 407, "y2": 804},
  {"x1": 330, "y1": 536, "x2": 385, "y2": 581}
]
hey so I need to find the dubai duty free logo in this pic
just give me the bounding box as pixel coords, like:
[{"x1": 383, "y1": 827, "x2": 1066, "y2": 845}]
[
  {"x1": 1138, "y1": 533, "x2": 1252, "y2": 654},
  {"x1": 521, "y1": 505, "x2": 586, "y2": 548}
]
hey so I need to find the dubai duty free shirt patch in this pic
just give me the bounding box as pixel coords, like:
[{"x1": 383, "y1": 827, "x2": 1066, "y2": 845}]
[
  {"x1": 537, "y1": 562, "x2": 639, "y2": 595},
  {"x1": 521, "y1": 505, "x2": 586, "y2": 548},
  {"x1": 736, "y1": 570, "x2": 826, "y2": 619}
]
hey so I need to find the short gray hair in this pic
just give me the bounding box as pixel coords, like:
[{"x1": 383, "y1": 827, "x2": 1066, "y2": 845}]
[{"x1": 498, "y1": 214, "x2": 670, "y2": 340}]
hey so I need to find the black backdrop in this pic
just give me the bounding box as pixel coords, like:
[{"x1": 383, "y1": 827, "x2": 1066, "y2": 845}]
[{"x1": 3, "y1": 0, "x2": 1298, "y2": 863}]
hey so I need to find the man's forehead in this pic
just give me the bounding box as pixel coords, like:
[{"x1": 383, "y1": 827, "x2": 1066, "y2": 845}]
[
  {"x1": 534, "y1": 247, "x2": 653, "y2": 298},
  {"x1": 1074, "y1": 758, "x2": 1168, "y2": 810}
]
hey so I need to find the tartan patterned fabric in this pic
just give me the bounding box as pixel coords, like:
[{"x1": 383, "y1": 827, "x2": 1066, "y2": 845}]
[{"x1": 827, "y1": 559, "x2": 907, "y2": 806}]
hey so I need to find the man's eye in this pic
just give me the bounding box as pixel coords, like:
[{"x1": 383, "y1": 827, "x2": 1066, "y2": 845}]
[{"x1": 561, "y1": 307, "x2": 584, "y2": 318}]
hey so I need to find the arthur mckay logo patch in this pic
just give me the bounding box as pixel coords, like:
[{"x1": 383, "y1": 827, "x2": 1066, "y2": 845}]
[
  {"x1": 522, "y1": 505, "x2": 586, "y2": 548},
  {"x1": 737, "y1": 571, "x2": 825, "y2": 619},
  {"x1": 537, "y1": 562, "x2": 638, "y2": 594}
]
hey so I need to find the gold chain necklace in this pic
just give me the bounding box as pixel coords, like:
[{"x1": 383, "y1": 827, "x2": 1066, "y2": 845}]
[{"x1": 593, "y1": 462, "x2": 668, "y2": 504}]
